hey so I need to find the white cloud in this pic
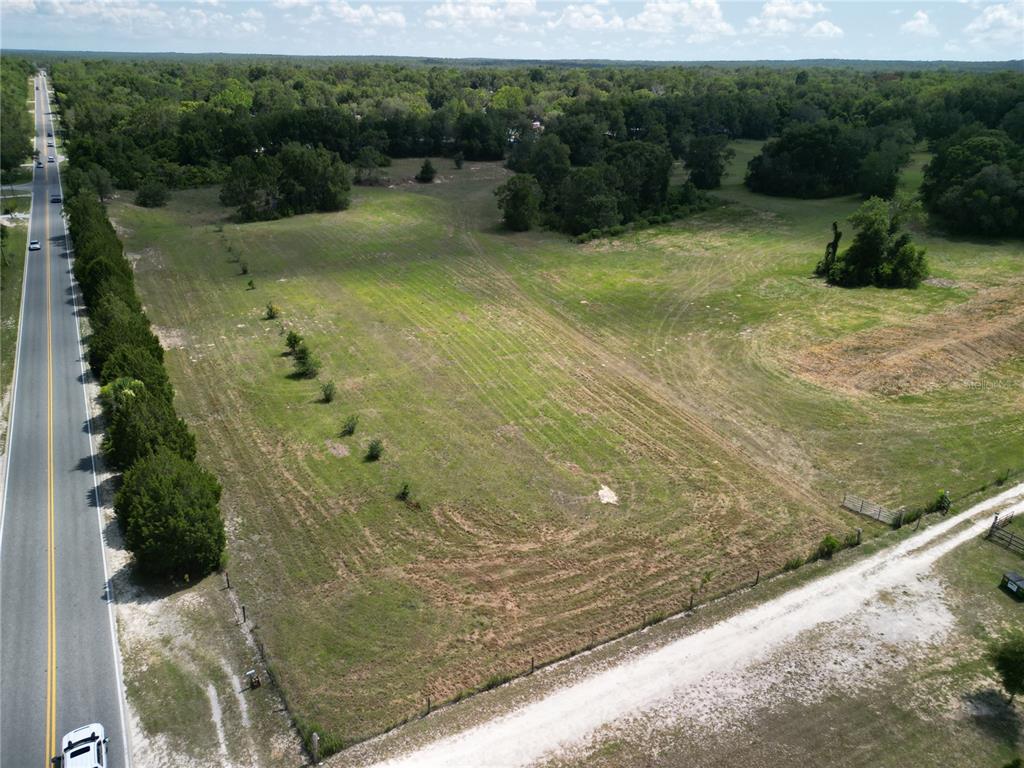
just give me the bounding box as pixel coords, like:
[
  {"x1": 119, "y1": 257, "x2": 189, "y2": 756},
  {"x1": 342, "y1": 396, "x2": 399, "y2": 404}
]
[
  {"x1": 272, "y1": 0, "x2": 314, "y2": 8},
  {"x1": 805, "y1": 19, "x2": 843, "y2": 37},
  {"x1": 241, "y1": 8, "x2": 263, "y2": 19},
  {"x1": 964, "y1": 0, "x2": 1024, "y2": 44},
  {"x1": 901, "y1": 10, "x2": 938, "y2": 36},
  {"x1": 326, "y1": 0, "x2": 405, "y2": 27},
  {"x1": 747, "y1": 0, "x2": 826, "y2": 36},
  {"x1": 547, "y1": 3, "x2": 623, "y2": 30},
  {"x1": 625, "y1": 0, "x2": 735, "y2": 41},
  {"x1": 426, "y1": 0, "x2": 535, "y2": 29},
  {"x1": 3, "y1": 0, "x2": 36, "y2": 11}
]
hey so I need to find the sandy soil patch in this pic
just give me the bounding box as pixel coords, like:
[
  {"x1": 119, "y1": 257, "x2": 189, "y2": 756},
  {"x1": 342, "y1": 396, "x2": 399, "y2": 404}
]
[
  {"x1": 792, "y1": 282, "x2": 1024, "y2": 396},
  {"x1": 152, "y1": 326, "x2": 188, "y2": 350},
  {"x1": 326, "y1": 439, "x2": 351, "y2": 458}
]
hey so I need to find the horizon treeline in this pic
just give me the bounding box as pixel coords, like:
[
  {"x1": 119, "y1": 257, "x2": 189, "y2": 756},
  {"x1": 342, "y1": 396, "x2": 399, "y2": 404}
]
[{"x1": 8, "y1": 56, "x2": 1022, "y2": 236}]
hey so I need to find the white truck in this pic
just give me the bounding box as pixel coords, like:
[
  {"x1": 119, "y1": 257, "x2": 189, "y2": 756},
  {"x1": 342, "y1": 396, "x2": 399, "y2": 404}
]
[{"x1": 51, "y1": 723, "x2": 109, "y2": 767}]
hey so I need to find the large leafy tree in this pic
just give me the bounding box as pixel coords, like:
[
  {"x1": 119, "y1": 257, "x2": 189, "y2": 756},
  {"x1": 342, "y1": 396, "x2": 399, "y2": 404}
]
[
  {"x1": 495, "y1": 174, "x2": 542, "y2": 231},
  {"x1": 683, "y1": 135, "x2": 735, "y2": 190},
  {"x1": 816, "y1": 196, "x2": 927, "y2": 289},
  {"x1": 559, "y1": 165, "x2": 621, "y2": 235},
  {"x1": 115, "y1": 447, "x2": 225, "y2": 579},
  {"x1": 989, "y1": 632, "x2": 1024, "y2": 704},
  {"x1": 604, "y1": 141, "x2": 674, "y2": 221},
  {"x1": 921, "y1": 128, "x2": 1024, "y2": 236}
]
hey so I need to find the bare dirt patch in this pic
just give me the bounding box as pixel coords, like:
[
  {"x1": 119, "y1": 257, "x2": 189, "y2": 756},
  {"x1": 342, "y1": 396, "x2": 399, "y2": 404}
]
[
  {"x1": 792, "y1": 282, "x2": 1024, "y2": 396},
  {"x1": 326, "y1": 439, "x2": 351, "y2": 458},
  {"x1": 152, "y1": 326, "x2": 188, "y2": 350}
]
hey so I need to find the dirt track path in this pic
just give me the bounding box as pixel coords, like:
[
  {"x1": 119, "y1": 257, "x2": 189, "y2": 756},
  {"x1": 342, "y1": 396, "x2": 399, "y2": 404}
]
[{"x1": 352, "y1": 482, "x2": 1024, "y2": 768}]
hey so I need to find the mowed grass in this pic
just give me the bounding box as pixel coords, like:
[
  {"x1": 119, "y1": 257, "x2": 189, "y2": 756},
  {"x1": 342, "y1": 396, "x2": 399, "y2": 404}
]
[
  {"x1": 110, "y1": 152, "x2": 1024, "y2": 744},
  {"x1": 1, "y1": 219, "x2": 27, "y2": 411}
]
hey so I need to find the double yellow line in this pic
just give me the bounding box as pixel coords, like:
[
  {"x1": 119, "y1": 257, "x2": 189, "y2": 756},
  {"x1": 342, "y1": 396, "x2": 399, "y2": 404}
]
[{"x1": 42, "y1": 104, "x2": 58, "y2": 764}]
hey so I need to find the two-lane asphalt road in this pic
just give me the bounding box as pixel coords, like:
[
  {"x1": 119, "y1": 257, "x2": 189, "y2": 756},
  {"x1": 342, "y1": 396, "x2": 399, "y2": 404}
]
[{"x1": 1, "y1": 73, "x2": 129, "y2": 767}]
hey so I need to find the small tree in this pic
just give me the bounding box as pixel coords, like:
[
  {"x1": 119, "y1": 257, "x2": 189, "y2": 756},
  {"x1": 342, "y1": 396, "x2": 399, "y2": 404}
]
[
  {"x1": 396, "y1": 482, "x2": 411, "y2": 501},
  {"x1": 265, "y1": 302, "x2": 279, "y2": 320},
  {"x1": 495, "y1": 174, "x2": 543, "y2": 231},
  {"x1": 453, "y1": 152, "x2": 465, "y2": 170},
  {"x1": 320, "y1": 380, "x2": 336, "y2": 403},
  {"x1": 135, "y1": 178, "x2": 169, "y2": 208},
  {"x1": 292, "y1": 343, "x2": 320, "y2": 378},
  {"x1": 989, "y1": 632, "x2": 1024, "y2": 704},
  {"x1": 340, "y1": 414, "x2": 359, "y2": 436},
  {"x1": 114, "y1": 447, "x2": 225, "y2": 579},
  {"x1": 935, "y1": 489, "x2": 951, "y2": 515},
  {"x1": 415, "y1": 159, "x2": 437, "y2": 183},
  {"x1": 247, "y1": 279, "x2": 255, "y2": 290},
  {"x1": 817, "y1": 534, "x2": 842, "y2": 559},
  {"x1": 285, "y1": 330, "x2": 303, "y2": 354},
  {"x1": 239, "y1": 261, "x2": 249, "y2": 275},
  {"x1": 365, "y1": 438, "x2": 383, "y2": 462}
]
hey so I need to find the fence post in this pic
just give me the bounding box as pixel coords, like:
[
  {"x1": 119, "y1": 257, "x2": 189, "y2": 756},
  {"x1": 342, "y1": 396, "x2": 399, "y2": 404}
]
[
  {"x1": 225, "y1": 571, "x2": 231, "y2": 590},
  {"x1": 989, "y1": 513, "x2": 999, "y2": 538},
  {"x1": 856, "y1": 527, "x2": 862, "y2": 545},
  {"x1": 241, "y1": 604, "x2": 246, "y2": 624},
  {"x1": 754, "y1": 569, "x2": 760, "y2": 586},
  {"x1": 530, "y1": 656, "x2": 534, "y2": 674},
  {"x1": 426, "y1": 696, "x2": 431, "y2": 714},
  {"x1": 311, "y1": 732, "x2": 320, "y2": 764}
]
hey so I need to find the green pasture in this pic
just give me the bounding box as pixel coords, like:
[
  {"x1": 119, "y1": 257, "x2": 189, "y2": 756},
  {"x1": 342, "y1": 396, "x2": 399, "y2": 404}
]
[{"x1": 109, "y1": 149, "x2": 1024, "y2": 744}]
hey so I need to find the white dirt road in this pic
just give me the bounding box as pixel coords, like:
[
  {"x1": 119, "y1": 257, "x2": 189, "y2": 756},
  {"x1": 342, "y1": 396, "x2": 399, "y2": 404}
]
[{"x1": 358, "y1": 482, "x2": 1024, "y2": 768}]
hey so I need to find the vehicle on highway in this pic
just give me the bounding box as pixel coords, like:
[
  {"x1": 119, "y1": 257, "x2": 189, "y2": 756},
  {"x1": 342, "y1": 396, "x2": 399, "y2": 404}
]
[
  {"x1": 51, "y1": 723, "x2": 109, "y2": 767},
  {"x1": 48, "y1": 155, "x2": 55, "y2": 163},
  {"x1": 47, "y1": 130, "x2": 53, "y2": 137},
  {"x1": 29, "y1": 240, "x2": 41, "y2": 251},
  {"x1": 47, "y1": 140, "x2": 55, "y2": 147},
  {"x1": 37, "y1": 160, "x2": 44, "y2": 168},
  {"x1": 51, "y1": 194, "x2": 62, "y2": 203}
]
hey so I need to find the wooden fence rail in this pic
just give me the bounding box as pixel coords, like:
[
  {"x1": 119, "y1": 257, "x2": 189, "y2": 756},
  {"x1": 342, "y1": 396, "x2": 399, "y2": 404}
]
[
  {"x1": 842, "y1": 492, "x2": 902, "y2": 527},
  {"x1": 987, "y1": 511, "x2": 1024, "y2": 556}
]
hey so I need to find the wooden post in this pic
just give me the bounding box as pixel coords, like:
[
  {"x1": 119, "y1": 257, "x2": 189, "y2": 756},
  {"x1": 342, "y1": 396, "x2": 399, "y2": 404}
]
[
  {"x1": 225, "y1": 571, "x2": 231, "y2": 590},
  {"x1": 426, "y1": 696, "x2": 431, "y2": 714},
  {"x1": 530, "y1": 657, "x2": 534, "y2": 674},
  {"x1": 856, "y1": 527, "x2": 862, "y2": 546},
  {"x1": 241, "y1": 605, "x2": 247, "y2": 623},
  {"x1": 311, "y1": 732, "x2": 320, "y2": 764},
  {"x1": 990, "y1": 513, "x2": 999, "y2": 538},
  {"x1": 754, "y1": 569, "x2": 760, "y2": 586},
  {"x1": 689, "y1": 593, "x2": 694, "y2": 610}
]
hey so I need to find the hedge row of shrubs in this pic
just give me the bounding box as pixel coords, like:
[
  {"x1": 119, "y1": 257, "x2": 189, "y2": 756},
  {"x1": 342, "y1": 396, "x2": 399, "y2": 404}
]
[
  {"x1": 783, "y1": 530, "x2": 862, "y2": 572},
  {"x1": 67, "y1": 191, "x2": 226, "y2": 580},
  {"x1": 570, "y1": 199, "x2": 715, "y2": 244}
]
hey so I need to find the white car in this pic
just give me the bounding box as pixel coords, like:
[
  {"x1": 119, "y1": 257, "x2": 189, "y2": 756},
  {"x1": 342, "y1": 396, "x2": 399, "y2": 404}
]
[
  {"x1": 29, "y1": 240, "x2": 41, "y2": 251},
  {"x1": 52, "y1": 723, "x2": 109, "y2": 767},
  {"x1": 48, "y1": 155, "x2": 56, "y2": 163}
]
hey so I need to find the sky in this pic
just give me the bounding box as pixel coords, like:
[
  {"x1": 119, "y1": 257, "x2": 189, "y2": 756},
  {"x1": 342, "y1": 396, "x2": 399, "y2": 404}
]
[{"x1": 1, "y1": 0, "x2": 1022, "y2": 61}]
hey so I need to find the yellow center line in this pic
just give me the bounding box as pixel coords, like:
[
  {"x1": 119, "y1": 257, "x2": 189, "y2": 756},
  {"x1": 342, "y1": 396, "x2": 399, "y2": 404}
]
[{"x1": 43, "y1": 98, "x2": 58, "y2": 766}]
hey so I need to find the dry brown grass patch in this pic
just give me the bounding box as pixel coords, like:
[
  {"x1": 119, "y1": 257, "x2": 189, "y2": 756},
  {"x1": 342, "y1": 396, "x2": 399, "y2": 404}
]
[{"x1": 792, "y1": 282, "x2": 1024, "y2": 396}]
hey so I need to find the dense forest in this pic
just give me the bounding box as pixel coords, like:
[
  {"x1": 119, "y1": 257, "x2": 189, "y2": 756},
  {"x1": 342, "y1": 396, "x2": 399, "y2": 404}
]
[
  {"x1": 7, "y1": 54, "x2": 1022, "y2": 237},
  {"x1": 1, "y1": 57, "x2": 34, "y2": 174}
]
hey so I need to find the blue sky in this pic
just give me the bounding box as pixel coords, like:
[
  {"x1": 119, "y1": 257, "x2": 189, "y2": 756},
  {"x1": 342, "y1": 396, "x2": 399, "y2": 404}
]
[{"x1": 1, "y1": 0, "x2": 1022, "y2": 61}]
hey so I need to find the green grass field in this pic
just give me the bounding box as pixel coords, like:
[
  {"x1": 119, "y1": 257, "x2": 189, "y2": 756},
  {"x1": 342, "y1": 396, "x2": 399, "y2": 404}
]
[
  {"x1": 109, "y1": 148, "x2": 1024, "y2": 745},
  {"x1": 1, "y1": 219, "x2": 27, "y2": 413}
]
